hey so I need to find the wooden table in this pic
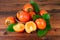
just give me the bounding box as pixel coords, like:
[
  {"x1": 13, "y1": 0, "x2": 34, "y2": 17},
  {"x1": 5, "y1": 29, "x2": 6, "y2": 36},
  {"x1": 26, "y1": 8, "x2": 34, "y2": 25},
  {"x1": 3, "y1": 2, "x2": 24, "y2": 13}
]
[{"x1": 0, "y1": 0, "x2": 60, "y2": 40}]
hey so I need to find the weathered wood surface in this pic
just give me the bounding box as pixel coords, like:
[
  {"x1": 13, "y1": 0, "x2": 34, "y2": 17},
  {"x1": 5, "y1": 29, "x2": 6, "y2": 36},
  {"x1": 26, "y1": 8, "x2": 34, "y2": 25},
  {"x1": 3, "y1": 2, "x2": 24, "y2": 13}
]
[
  {"x1": 0, "y1": 0, "x2": 60, "y2": 40},
  {"x1": 0, "y1": 0, "x2": 60, "y2": 11}
]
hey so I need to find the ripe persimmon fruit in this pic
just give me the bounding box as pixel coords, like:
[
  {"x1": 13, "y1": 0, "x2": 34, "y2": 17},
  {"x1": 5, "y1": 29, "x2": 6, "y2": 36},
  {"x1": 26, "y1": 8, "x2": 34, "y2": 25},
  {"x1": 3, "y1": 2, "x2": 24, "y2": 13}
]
[
  {"x1": 23, "y1": 3, "x2": 33, "y2": 12},
  {"x1": 35, "y1": 18, "x2": 46, "y2": 30},
  {"x1": 25, "y1": 21, "x2": 37, "y2": 33},
  {"x1": 13, "y1": 23, "x2": 25, "y2": 32},
  {"x1": 40, "y1": 9, "x2": 47, "y2": 15},
  {"x1": 29, "y1": 12, "x2": 36, "y2": 18},
  {"x1": 5, "y1": 16, "x2": 15, "y2": 25},
  {"x1": 16, "y1": 11, "x2": 30, "y2": 22}
]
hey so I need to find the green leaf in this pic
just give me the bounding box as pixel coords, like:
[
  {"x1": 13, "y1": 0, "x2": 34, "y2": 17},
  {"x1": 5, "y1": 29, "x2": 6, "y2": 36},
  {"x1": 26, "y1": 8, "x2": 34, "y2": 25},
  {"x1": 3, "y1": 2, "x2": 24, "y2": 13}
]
[
  {"x1": 37, "y1": 13, "x2": 51, "y2": 37},
  {"x1": 7, "y1": 24, "x2": 16, "y2": 32},
  {"x1": 42, "y1": 13, "x2": 51, "y2": 30},
  {"x1": 37, "y1": 28, "x2": 48, "y2": 37},
  {"x1": 37, "y1": 14, "x2": 51, "y2": 37},
  {"x1": 46, "y1": 20, "x2": 51, "y2": 30},
  {"x1": 32, "y1": 15, "x2": 41, "y2": 21},
  {"x1": 37, "y1": 22, "x2": 51, "y2": 37},
  {"x1": 42, "y1": 13, "x2": 50, "y2": 20},
  {"x1": 30, "y1": 0, "x2": 40, "y2": 14}
]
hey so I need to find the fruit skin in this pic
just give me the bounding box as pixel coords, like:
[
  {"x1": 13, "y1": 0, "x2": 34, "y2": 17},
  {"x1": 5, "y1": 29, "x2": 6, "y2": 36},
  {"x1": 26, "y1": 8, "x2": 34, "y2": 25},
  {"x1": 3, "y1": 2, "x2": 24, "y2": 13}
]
[
  {"x1": 16, "y1": 11, "x2": 30, "y2": 22},
  {"x1": 35, "y1": 18, "x2": 46, "y2": 30},
  {"x1": 13, "y1": 23, "x2": 25, "y2": 32},
  {"x1": 40, "y1": 9, "x2": 47, "y2": 15},
  {"x1": 5, "y1": 16, "x2": 15, "y2": 25},
  {"x1": 23, "y1": 3, "x2": 33, "y2": 12},
  {"x1": 25, "y1": 21, "x2": 37, "y2": 33},
  {"x1": 29, "y1": 12, "x2": 36, "y2": 18}
]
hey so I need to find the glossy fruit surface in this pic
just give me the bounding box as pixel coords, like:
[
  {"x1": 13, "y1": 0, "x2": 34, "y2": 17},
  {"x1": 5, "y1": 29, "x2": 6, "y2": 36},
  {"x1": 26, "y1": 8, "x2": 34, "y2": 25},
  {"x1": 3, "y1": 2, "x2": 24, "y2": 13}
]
[
  {"x1": 29, "y1": 12, "x2": 36, "y2": 18},
  {"x1": 16, "y1": 11, "x2": 30, "y2": 22},
  {"x1": 5, "y1": 16, "x2": 15, "y2": 25},
  {"x1": 35, "y1": 18, "x2": 46, "y2": 30},
  {"x1": 40, "y1": 9, "x2": 47, "y2": 15},
  {"x1": 23, "y1": 3, "x2": 33, "y2": 12}
]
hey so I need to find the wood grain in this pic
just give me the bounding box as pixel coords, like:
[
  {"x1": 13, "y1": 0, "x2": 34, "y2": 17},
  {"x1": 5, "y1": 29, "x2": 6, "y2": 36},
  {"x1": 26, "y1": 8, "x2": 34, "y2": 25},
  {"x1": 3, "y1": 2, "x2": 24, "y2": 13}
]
[
  {"x1": 0, "y1": 0, "x2": 60, "y2": 40},
  {"x1": 0, "y1": 0, "x2": 60, "y2": 11}
]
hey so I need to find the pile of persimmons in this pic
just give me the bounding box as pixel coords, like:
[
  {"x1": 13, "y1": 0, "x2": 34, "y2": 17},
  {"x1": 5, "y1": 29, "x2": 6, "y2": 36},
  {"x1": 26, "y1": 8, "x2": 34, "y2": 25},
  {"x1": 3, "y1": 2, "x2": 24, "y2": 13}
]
[{"x1": 5, "y1": 0, "x2": 51, "y2": 37}]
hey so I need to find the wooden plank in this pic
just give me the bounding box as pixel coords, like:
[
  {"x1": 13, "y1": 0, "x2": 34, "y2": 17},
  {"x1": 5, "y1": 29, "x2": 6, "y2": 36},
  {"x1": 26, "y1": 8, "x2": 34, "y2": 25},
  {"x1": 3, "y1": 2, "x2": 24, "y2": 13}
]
[
  {"x1": 0, "y1": 36, "x2": 60, "y2": 40},
  {"x1": 0, "y1": 4, "x2": 60, "y2": 11},
  {"x1": 0, "y1": 0, "x2": 60, "y2": 6},
  {"x1": 41, "y1": 36, "x2": 60, "y2": 40},
  {"x1": 0, "y1": 0, "x2": 60, "y2": 3},
  {"x1": 0, "y1": 36, "x2": 43, "y2": 40},
  {"x1": 50, "y1": 13, "x2": 60, "y2": 29},
  {"x1": 0, "y1": 1, "x2": 60, "y2": 4},
  {"x1": 0, "y1": 30, "x2": 60, "y2": 40},
  {"x1": 35, "y1": 0, "x2": 60, "y2": 2},
  {"x1": 0, "y1": 1, "x2": 60, "y2": 6},
  {"x1": 0, "y1": 0, "x2": 60, "y2": 11},
  {"x1": 0, "y1": 29, "x2": 59, "y2": 37}
]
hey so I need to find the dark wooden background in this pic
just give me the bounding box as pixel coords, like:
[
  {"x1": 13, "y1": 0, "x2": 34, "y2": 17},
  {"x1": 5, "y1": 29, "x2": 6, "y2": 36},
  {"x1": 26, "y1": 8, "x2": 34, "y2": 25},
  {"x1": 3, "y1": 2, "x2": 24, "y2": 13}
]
[{"x1": 0, "y1": 0, "x2": 60, "y2": 40}]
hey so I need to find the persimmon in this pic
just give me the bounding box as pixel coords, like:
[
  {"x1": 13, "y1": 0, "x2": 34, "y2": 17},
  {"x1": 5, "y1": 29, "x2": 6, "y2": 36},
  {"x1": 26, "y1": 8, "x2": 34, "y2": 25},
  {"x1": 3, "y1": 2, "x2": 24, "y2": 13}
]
[
  {"x1": 25, "y1": 21, "x2": 37, "y2": 33},
  {"x1": 5, "y1": 16, "x2": 15, "y2": 25},
  {"x1": 35, "y1": 18, "x2": 46, "y2": 30},
  {"x1": 40, "y1": 9, "x2": 47, "y2": 15},
  {"x1": 29, "y1": 12, "x2": 36, "y2": 18},
  {"x1": 13, "y1": 23, "x2": 25, "y2": 32},
  {"x1": 23, "y1": 3, "x2": 33, "y2": 12},
  {"x1": 16, "y1": 11, "x2": 30, "y2": 22}
]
